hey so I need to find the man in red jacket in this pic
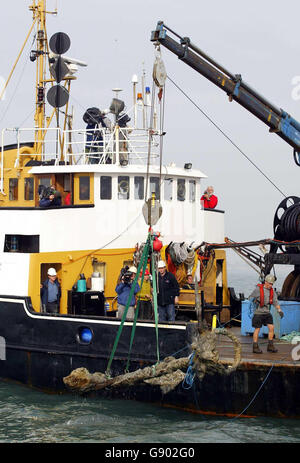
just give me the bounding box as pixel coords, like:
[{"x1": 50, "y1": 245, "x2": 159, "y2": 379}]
[{"x1": 201, "y1": 186, "x2": 218, "y2": 209}]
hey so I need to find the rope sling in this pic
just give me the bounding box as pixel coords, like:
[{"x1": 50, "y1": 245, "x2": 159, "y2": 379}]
[{"x1": 105, "y1": 231, "x2": 160, "y2": 377}]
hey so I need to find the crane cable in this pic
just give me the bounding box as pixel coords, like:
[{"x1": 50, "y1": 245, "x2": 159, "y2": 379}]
[
  {"x1": 144, "y1": 80, "x2": 156, "y2": 201},
  {"x1": 145, "y1": 45, "x2": 167, "y2": 202},
  {"x1": 166, "y1": 75, "x2": 288, "y2": 199},
  {"x1": 159, "y1": 84, "x2": 166, "y2": 200}
]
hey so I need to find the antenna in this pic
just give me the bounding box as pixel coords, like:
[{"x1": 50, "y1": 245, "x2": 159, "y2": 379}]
[
  {"x1": 132, "y1": 74, "x2": 138, "y2": 128},
  {"x1": 142, "y1": 63, "x2": 148, "y2": 129}
]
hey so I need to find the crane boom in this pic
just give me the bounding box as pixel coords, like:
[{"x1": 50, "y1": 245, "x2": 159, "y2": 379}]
[{"x1": 151, "y1": 21, "x2": 300, "y2": 165}]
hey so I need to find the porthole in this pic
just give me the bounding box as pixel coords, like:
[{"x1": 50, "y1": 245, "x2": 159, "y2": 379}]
[{"x1": 76, "y1": 326, "x2": 93, "y2": 345}]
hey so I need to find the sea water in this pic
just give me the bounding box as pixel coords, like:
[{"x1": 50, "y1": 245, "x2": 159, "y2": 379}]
[
  {"x1": 0, "y1": 381, "x2": 299, "y2": 444},
  {"x1": 0, "y1": 260, "x2": 299, "y2": 445}
]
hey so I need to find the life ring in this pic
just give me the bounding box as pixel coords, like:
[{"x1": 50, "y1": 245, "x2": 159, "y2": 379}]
[{"x1": 118, "y1": 179, "x2": 129, "y2": 194}]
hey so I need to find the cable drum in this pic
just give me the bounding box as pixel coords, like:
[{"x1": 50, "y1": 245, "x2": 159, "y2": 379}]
[
  {"x1": 273, "y1": 196, "x2": 300, "y2": 251},
  {"x1": 281, "y1": 270, "x2": 300, "y2": 299},
  {"x1": 279, "y1": 204, "x2": 300, "y2": 240}
]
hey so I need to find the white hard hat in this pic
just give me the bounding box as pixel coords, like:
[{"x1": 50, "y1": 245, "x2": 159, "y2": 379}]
[
  {"x1": 129, "y1": 266, "x2": 137, "y2": 273},
  {"x1": 47, "y1": 267, "x2": 57, "y2": 276},
  {"x1": 265, "y1": 274, "x2": 276, "y2": 284},
  {"x1": 158, "y1": 260, "x2": 166, "y2": 269}
]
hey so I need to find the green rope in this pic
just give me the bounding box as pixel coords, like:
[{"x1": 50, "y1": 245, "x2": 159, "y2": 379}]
[
  {"x1": 105, "y1": 234, "x2": 151, "y2": 377},
  {"x1": 124, "y1": 300, "x2": 140, "y2": 373},
  {"x1": 151, "y1": 241, "x2": 160, "y2": 365},
  {"x1": 125, "y1": 234, "x2": 161, "y2": 373},
  {"x1": 125, "y1": 241, "x2": 151, "y2": 372}
]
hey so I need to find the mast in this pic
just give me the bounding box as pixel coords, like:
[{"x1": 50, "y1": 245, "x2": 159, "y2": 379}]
[
  {"x1": 30, "y1": 1, "x2": 46, "y2": 155},
  {"x1": 29, "y1": 0, "x2": 57, "y2": 156}
]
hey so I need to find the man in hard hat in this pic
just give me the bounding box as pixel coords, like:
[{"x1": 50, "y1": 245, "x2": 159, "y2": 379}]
[
  {"x1": 115, "y1": 266, "x2": 140, "y2": 320},
  {"x1": 249, "y1": 274, "x2": 284, "y2": 354},
  {"x1": 40, "y1": 267, "x2": 61, "y2": 314},
  {"x1": 157, "y1": 260, "x2": 180, "y2": 322}
]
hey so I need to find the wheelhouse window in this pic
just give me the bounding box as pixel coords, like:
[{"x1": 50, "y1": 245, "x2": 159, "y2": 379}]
[
  {"x1": 100, "y1": 176, "x2": 112, "y2": 200},
  {"x1": 24, "y1": 177, "x2": 34, "y2": 201},
  {"x1": 149, "y1": 177, "x2": 160, "y2": 200},
  {"x1": 177, "y1": 178, "x2": 186, "y2": 202},
  {"x1": 164, "y1": 177, "x2": 173, "y2": 201},
  {"x1": 189, "y1": 180, "x2": 196, "y2": 202},
  {"x1": 134, "y1": 176, "x2": 144, "y2": 200},
  {"x1": 62, "y1": 173, "x2": 72, "y2": 206},
  {"x1": 38, "y1": 177, "x2": 51, "y2": 201},
  {"x1": 79, "y1": 176, "x2": 90, "y2": 200},
  {"x1": 38, "y1": 177, "x2": 51, "y2": 199},
  {"x1": 118, "y1": 176, "x2": 129, "y2": 200},
  {"x1": 9, "y1": 178, "x2": 18, "y2": 201},
  {"x1": 39, "y1": 177, "x2": 51, "y2": 189},
  {"x1": 63, "y1": 174, "x2": 71, "y2": 192}
]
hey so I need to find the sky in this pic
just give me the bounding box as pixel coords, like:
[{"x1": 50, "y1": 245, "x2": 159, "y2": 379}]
[{"x1": 1, "y1": 0, "x2": 300, "y2": 255}]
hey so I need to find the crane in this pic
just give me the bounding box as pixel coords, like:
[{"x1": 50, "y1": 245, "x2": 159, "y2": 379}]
[
  {"x1": 151, "y1": 23, "x2": 300, "y2": 297},
  {"x1": 151, "y1": 21, "x2": 300, "y2": 166}
]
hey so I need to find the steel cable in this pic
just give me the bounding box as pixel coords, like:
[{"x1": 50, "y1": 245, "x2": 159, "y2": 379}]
[{"x1": 167, "y1": 75, "x2": 288, "y2": 199}]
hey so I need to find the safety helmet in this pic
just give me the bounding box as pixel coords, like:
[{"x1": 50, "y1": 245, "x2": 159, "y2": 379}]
[
  {"x1": 265, "y1": 274, "x2": 276, "y2": 284},
  {"x1": 129, "y1": 266, "x2": 137, "y2": 273},
  {"x1": 47, "y1": 267, "x2": 57, "y2": 276},
  {"x1": 158, "y1": 260, "x2": 166, "y2": 269}
]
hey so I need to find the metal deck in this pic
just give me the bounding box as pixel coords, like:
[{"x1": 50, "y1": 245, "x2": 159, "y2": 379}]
[{"x1": 216, "y1": 327, "x2": 300, "y2": 367}]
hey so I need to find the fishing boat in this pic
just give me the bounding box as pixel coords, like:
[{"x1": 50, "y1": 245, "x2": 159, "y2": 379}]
[
  {"x1": 0, "y1": 2, "x2": 300, "y2": 418},
  {"x1": 0, "y1": 1, "x2": 232, "y2": 388}
]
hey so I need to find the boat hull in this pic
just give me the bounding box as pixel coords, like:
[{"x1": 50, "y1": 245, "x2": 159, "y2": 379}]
[
  {"x1": 0, "y1": 297, "x2": 194, "y2": 391},
  {"x1": 0, "y1": 297, "x2": 299, "y2": 418}
]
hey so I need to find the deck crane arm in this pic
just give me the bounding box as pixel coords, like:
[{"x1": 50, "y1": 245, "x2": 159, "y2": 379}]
[{"x1": 151, "y1": 21, "x2": 300, "y2": 166}]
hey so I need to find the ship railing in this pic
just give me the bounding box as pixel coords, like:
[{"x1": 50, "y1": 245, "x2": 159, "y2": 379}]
[
  {"x1": 63, "y1": 126, "x2": 160, "y2": 165},
  {"x1": 0, "y1": 126, "x2": 160, "y2": 187},
  {"x1": 17, "y1": 127, "x2": 61, "y2": 167},
  {"x1": 1, "y1": 126, "x2": 61, "y2": 166}
]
